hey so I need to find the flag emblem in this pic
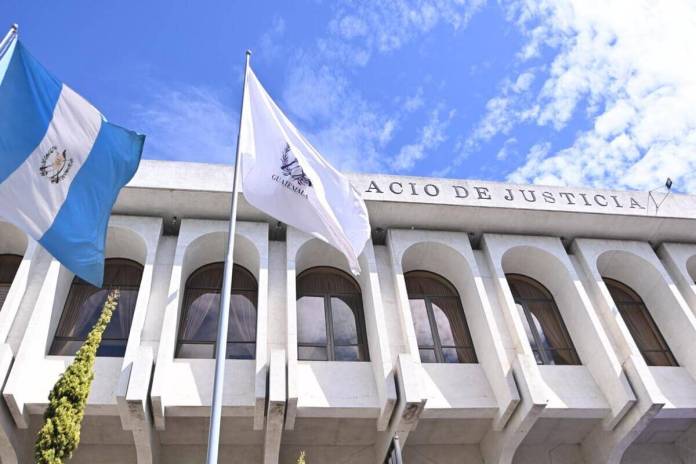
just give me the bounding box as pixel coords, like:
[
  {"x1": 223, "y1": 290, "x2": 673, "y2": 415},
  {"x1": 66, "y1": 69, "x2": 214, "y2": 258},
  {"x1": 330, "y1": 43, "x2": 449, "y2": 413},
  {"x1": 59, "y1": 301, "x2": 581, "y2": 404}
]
[
  {"x1": 280, "y1": 143, "x2": 312, "y2": 187},
  {"x1": 39, "y1": 146, "x2": 73, "y2": 184}
]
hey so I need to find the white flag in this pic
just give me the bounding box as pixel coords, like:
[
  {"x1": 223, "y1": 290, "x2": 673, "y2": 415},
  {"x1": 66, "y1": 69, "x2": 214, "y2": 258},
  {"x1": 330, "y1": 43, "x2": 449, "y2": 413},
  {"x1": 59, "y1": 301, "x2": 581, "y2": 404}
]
[{"x1": 238, "y1": 67, "x2": 370, "y2": 273}]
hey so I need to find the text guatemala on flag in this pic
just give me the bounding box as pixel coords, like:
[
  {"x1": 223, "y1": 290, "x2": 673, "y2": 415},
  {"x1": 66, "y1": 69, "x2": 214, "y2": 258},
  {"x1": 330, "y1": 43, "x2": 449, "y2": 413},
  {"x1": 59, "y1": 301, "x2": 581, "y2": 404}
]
[
  {"x1": 0, "y1": 32, "x2": 144, "y2": 287},
  {"x1": 239, "y1": 67, "x2": 370, "y2": 274}
]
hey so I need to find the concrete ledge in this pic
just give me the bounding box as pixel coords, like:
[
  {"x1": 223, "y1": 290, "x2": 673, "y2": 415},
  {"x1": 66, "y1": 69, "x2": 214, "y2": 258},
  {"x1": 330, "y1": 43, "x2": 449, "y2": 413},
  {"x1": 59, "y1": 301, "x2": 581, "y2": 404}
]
[
  {"x1": 295, "y1": 361, "x2": 381, "y2": 418},
  {"x1": 420, "y1": 364, "x2": 499, "y2": 419}
]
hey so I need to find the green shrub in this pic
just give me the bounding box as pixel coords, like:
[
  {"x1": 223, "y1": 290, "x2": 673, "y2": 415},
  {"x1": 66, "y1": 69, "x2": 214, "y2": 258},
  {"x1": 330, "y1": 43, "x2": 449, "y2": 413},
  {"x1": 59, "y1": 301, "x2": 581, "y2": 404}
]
[
  {"x1": 297, "y1": 451, "x2": 306, "y2": 464},
  {"x1": 34, "y1": 290, "x2": 119, "y2": 464}
]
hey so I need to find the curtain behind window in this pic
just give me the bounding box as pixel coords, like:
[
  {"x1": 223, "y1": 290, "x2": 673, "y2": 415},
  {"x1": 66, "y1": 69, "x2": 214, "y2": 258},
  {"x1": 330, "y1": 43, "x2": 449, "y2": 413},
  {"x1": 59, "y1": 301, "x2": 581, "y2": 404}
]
[
  {"x1": 50, "y1": 258, "x2": 143, "y2": 357},
  {"x1": 604, "y1": 278, "x2": 677, "y2": 366},
  {"x1": 507, "y1": 274, "x2": 580, "y2": 365},
  {"x1": 405, "y1": 271, "x2": 477, "y2": 364},
  {"x1": 296, "y1": 267, "x2": 368, "y2": 362},
  {"x1": 177, "y1": 263, "x2": 258, "y2": 359}
]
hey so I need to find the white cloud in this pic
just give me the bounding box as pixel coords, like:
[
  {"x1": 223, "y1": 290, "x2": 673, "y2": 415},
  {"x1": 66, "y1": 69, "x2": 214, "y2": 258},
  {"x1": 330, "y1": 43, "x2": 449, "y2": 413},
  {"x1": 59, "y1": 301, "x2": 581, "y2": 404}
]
[
  {"x1": 505, "y1": 0, "x2": 696, "y2": 192},
  {"x1": 258, "y1": 16, "x2": 287, "y2": 62},
  {"x1": 512, "y1": 72, "x2": 535, "y2": 93},
  {"x1": 326, "y1": 0, "x2": 487, "y2": 66},
  {"x1": 403, "y1": 87, "x2": 425, "y2": 112},
  {"x1": 274, "y1": 0, "x2": 487, "y2": 172},
  {"x1": 281, "y1": 57, "x2": 396, "y2": 172},
  {"x1": 334, "y1": 15, "x2": 369, "y2": 39},
  {"x1": 496, "y1": 137, "x2": 518, "y2": 160},
  {"x1": 391, "y1": 107, "x2": 455, "y2": 171},
  {"x1": 131, "y1": 85, "x2": 236, "y2": 163}
]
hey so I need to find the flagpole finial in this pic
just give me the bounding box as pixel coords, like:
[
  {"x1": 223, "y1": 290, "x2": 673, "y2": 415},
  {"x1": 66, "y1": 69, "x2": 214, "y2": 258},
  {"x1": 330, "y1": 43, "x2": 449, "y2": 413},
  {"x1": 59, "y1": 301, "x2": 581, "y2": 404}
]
[
  {"x1": 11, "y1": 24, "x2": 18, "y2": 32},
  {"x1": 246, "y1": 49, "x2": 252, "y2": 57}
]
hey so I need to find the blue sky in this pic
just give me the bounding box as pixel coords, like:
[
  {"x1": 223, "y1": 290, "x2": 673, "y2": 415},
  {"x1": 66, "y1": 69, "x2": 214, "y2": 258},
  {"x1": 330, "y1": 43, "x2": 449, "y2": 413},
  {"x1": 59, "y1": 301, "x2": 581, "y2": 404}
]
[{"x1": 3, "y1": 1, "x2": 696, "y2": 192}]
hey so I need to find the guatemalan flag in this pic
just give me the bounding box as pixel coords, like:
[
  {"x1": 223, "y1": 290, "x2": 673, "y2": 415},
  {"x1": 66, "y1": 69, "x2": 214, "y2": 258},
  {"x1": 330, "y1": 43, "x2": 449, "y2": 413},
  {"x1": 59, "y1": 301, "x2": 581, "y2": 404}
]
[{"x1": 0, "y1": 29, "x2": 144, "y2": 287}]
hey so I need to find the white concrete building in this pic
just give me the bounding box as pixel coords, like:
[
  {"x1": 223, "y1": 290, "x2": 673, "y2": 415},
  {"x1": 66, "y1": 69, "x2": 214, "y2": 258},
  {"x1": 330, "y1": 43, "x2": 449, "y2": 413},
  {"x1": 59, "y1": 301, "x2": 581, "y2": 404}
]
[{"x1": 0, "y1": 159, "x2": 695, "y2": 464}]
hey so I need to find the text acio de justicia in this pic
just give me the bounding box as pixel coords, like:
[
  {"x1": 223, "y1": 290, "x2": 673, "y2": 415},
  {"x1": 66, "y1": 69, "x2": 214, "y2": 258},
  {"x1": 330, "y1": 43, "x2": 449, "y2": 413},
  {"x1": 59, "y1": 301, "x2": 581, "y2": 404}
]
[{"x1": 360, "y1": 178, "x2": 650, "y2": 211}]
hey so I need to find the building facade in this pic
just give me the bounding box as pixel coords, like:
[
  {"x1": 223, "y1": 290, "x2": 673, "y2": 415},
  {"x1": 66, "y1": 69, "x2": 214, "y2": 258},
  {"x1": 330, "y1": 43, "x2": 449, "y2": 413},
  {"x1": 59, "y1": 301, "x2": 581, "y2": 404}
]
[{"x1": 0, "y1": 160, "x2": 694, "y2": 463}]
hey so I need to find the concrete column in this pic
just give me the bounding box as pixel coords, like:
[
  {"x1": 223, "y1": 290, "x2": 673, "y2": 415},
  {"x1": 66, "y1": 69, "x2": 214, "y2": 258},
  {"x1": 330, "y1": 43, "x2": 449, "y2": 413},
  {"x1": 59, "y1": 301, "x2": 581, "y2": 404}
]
[
  {"x1": 264, "y1": 349, "x2": 286, "y2": 464},
  {"x1": 122, "y1": 346, "x2": 160, "y2": 464},
  {"x1": 374, "y1": 353, "x2": 426, "y2": 464},
  {"x1": 356, "y1": 243, "x2": 397, "y2": 431},
  {"x1": 571, "y1": 238, "x2": 690, "y2": 463},
  {"x1": 386, "y1": 230, "x2": 519, "y2": 430}
]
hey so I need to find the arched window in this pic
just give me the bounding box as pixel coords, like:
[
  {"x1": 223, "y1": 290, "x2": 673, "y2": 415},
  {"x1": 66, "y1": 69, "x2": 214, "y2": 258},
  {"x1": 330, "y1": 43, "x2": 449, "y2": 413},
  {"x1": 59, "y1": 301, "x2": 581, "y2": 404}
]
[
  {"x1": 50, "y1": 258, "x2": 143, "y2": 357},
  {"x1": 176, "y1": 263, "x2": 257, "y2": 359},
  {"x1": 405, "y1": 271, "x2": 477, "y2": 363},
  {"x1": 604, "y1": 278, "x2": 677, "y2": 367},
  {"x1": 0, "y1": 254, "x2": 22, "y2": 310},
  {"x1": 506, "y1": 274, "x2": 580, "y2": 365},
  {"x1": 296, "y1": 267, "x2": 369, "y2": 361}
]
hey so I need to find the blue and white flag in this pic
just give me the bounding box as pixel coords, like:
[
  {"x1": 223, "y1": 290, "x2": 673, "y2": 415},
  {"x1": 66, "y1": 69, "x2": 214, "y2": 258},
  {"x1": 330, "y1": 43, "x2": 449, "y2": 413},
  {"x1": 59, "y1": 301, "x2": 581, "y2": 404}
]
[{"x1": 0, "y1": 32, "x2": 144, "y2": 287}]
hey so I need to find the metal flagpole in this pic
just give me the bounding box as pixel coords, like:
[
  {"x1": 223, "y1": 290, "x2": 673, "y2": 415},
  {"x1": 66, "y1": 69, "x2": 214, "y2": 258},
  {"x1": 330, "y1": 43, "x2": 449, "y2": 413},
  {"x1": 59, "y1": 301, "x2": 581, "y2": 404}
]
[
  {"x1": 392, "y1": 435, "x2": 404, "y2": 464},
  {"x1": 0, "y1": 24, "x2": 18, "y2": 57},
  {"x1": 205, "y1": 49, "x2": 251, "y2": 464}
]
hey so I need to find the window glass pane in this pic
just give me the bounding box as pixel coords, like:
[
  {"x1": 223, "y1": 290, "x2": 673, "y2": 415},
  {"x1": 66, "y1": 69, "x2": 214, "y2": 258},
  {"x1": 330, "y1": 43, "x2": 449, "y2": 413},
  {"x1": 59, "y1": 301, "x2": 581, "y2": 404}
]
[
  {"x1": 297, "y1": 268, "x2": 359, "y2": 295},
  {"x1": 419, "y1": 349, "x2": 437, "y2": 363},
  {"x1": 642, "y1": 351, "x2": 674, "y2": 367},
  {"x1": 57, "y1": 288, "x2": 105, "y2": 339},
  {"x1": 527, "y1": 308, "x2": 555, "y2": 353},
  {"x1": 532, "y1": 349, "x2": 544, "y2": 365},
  {"x1": 296, "y1": 267, "x2": 368, "y2": 362},
  {"x1": 95, "y1": 339, "x2": 127, "y2": 357},
  {"x1": 50, "y1": 340, "x2": 82, "y2": 356},
  {"x1": 509, "y1": 276, "x2": 549, "y2": 300},
  {"x1": 335, "y1": 346, "x2": 361, "y2": 361},
  {"x1": 617, "y1": 304, "x2": 664, "y2": 351},
  {"x1": 549, "y1": 349, "x2": 579, "y2": 365},
  {"x1": 331, "y1": 296, "x2": 359, "y2": 345},
  {"x1": 0, "y1": 284, "x2": 10, "y2": 309},
  {"x1": 178, "y1": 263, "x2": 258, "y2": 360},
  {"x1": 181, "y1": 292, "x2": 220, "y2": 342},
  {"x1": 509, "y1": 274, "x2": 581, "y2": 366},
  {"x1": 526, "y1": 301, "x2": 569, "y2": 352},
  {"x1": 409, "y1": 299, "x2": 434, "y2": 346},
  {"x1": 516, "y1": 303, "x2": 538, "y2": 351},
  {"x1": 441, "y1": 347, "x2": 478, "y2": 363},
  {"x1": 298, "y1": 346, "x2": 328, "y2": 361},
  {"x1": 441, "y1": 347, "x2": 459, "y2": 363},
  {"x1": 297, "y1": 296, "x2": 327, "y2": 344},
  {"x1": 456, "y1": 348, "x2": 477, "y2": 364},
  {"x1": 405, "y1": 273, "x2": 456, "y2": 297},
  {"x1": 430, "y1": 297, "x2": 465, "y2": 346},
  {"x1": 0, "y1": 255, "x2": 22, "y2": 285},
  {"x1": 605, "y1": 279, "x2": 677, "y2": 367},
  {"x1": 227, "y1": 342, "x2": 255, "y2": 359},
  {"x1": 229, "y1": 294, "x2": 257, "y2": 342},
  {"x1": 103, "y1": 289, "x2": 138, "y2": 339},
  {"x1": 178, "y1": 343, "x2": 214, "y2": 358}
]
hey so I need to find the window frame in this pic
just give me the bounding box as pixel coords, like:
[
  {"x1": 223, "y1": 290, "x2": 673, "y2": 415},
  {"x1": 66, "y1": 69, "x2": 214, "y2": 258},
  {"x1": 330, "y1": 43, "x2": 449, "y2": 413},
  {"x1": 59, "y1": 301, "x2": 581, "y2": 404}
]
[
  {"x1": 404, "y1": 270, "x2": 478, "y2": 364},
  {"x1": 175, "y1": 262, "x2": 258, "y2": 360},
  {"x1": 506, "y1": 273, "x2": 580, "y2": 366},
  {"x1": 296, "y1": 266, "x2": 370, "y2": 362},
  {"x1": 50, "y1": 257, "x2": 143, "y2": 357},
  {"x1": 603, "y1": 277, "x2": 678, "y2": 367}
]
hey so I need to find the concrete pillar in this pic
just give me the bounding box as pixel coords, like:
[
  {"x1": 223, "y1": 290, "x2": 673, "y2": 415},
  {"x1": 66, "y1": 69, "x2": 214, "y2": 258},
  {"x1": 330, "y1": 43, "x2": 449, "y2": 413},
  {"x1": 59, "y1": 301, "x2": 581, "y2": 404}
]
[{"x1": 264, "y1": 349, "x2": 286, "y2": 464}]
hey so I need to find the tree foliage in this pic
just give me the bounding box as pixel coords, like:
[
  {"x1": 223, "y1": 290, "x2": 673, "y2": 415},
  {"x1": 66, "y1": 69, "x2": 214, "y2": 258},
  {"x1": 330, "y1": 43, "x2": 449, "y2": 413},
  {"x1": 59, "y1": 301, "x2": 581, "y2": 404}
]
[
  {"x1": 34, "y1": 290, "x2": 119, "y2": 464},
  {"x1": 297, "y1": 451, "x2": 306, "y2": 464}
]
